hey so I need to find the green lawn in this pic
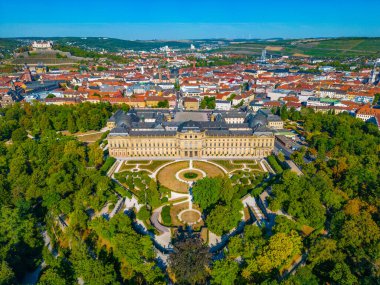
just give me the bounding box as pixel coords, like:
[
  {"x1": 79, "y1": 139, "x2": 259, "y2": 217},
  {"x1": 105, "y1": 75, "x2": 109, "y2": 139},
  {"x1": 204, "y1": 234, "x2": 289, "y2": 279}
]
[
  {"x1": 126, "y1": 160, "x2": 151, "y2": 165},
  {"x1": 118, "y1": 162, "x2": 137, "y2": 172},
  {"x1": 231, "y1": 159, "x2": 258, "y2": 165},
  {"x1": 209, "y1": 160, "x2": 243, "y2": 172},
  {"x1": 139, "y1": 160, "x2": 172, "y2": 172}
]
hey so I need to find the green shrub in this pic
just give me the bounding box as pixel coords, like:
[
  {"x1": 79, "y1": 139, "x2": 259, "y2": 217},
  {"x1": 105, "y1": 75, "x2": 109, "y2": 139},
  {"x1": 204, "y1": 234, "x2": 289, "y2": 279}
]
[
  {"x1": 184, "y1": 172, "x2": 198, "y2": 179},
  {"x1": 161, "y1": 197, "x2": 169, "y2": 203},
  {"x1": 161, "y1": 205, "x2": 171, "y2": 225},
  {"x1": 251, "y1": 187, "x2": 264, "y2": 197},
  {"x1": 137, "y1": 206, "x2": 151, "y2": 221}
]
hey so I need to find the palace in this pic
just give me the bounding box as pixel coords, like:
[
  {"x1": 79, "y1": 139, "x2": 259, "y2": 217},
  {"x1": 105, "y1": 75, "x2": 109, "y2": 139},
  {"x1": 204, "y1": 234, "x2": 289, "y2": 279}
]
[{"x1": 107, "y1": 109, "x2": 281, "y2": 160}]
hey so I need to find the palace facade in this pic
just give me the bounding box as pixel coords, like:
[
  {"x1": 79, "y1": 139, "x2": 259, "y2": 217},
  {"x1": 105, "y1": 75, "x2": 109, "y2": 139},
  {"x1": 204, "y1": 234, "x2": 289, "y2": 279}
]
[{"x1": 107, "y1": 109, "x2": 280, "y2": 159}]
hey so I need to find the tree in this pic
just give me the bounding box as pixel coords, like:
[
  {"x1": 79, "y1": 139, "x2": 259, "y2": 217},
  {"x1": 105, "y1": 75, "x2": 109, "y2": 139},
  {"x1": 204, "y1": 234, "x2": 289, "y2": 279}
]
[
  {"x1": 0, "y1": 206, "x2": 43, "y2": 279},
  {"x1": 206, "y1": 200, "x2": 243, "y2": 236},
  {"x1": 89, "y1": 214, "x2": 162, "y2": 283},
  {"x1": 372, "y1": 93, "x2": 380, "y2": 105},
  {"x1": 192, "y1": 177, "x2": 222, "y2": 210},
  {"x1": 308, "y1": 238, "x2": 337, "y2": 266},
  {"x1": 0, "y1": 262, "x2": 15, "y2": 285},
  {"x1": 137, "y1": 206, "x2": 151, "y2": 221},
  {"x1": 38, "y1": 268, "x2": 67, "y2": 285},
  {"x1": 284, "y1": 266, "x2": 319, "y2": 285},
  {"x1": 200, "y1": 96, "x2": 215, "y2": 109},
  {"x1": 210, "y1": 259, "x2": 239, "y2": 285},
  {"x1": 243, "y1": 231, "x2": 302, "y2": 278},
  {"x1": 168, "y1": 233, "x2": 211, "y2": 285},
  {"x1": 157, "y1": 100, "x2": 169, "y2": 108},
  {"x1": 329, "y1": 262, "x2": 358, "y2": 285},
  {"x1": 272, "y1": 215, "x2": 298, "y2": 234},
  {"x1": 270, "y1": 170, "x2": 326, "y2": 228},
  {"x1": 67, "y1": 113, "x2": 77, "y2": 133},
  {"x1": 88, "y1": 144, "x2": 104, "y2": 168},
  {"x1": 70, "y1": 245, "x2": 118, "y2": 285},
  {"x1": 11, "y1": 128, "x2": 27, "y2": 142}
]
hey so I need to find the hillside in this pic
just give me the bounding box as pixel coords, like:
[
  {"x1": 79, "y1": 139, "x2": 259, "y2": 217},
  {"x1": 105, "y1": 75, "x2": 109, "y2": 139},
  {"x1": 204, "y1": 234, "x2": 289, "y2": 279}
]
[
  {"x1": 1, "y1": 37, "x2": 380, "y2": 59},
  {"x1": 12, "y1": 49, "x2": 87, "y2": 65},
  {"x1": 214, "y1": 38, "x2": 380, "y2": 58},
  {"x1": 3, "y1": 37, "x2": 199, "y2": 52}
]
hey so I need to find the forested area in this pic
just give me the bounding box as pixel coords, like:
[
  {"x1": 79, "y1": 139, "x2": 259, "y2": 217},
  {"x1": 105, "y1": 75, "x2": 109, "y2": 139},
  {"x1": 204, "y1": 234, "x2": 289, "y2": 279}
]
[
  {"x1": 0, "y1": 102, "x2": 114, "y2": 141},
  {"x1": 261, "y1": 108, "x2": 380, "y2": 284},
  {"x1": 0, "y1": 103, "x2": 163, "y2": 284}
]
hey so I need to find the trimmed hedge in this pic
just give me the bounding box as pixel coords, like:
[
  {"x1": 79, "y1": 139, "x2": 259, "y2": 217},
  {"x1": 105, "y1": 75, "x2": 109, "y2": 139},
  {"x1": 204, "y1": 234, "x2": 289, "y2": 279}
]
[
  {"x1": 100, "y1": 156, "x2": 116, "y2": 174},
  {"x1": 267, "y1": 155, "x2": 283, "y2": 174},
  {"x1": 161, "y1": 205, "x2": 171, "y2": 225},
  {"x1": 184, "y1": 172, "x2": 198, "y2": 179}
]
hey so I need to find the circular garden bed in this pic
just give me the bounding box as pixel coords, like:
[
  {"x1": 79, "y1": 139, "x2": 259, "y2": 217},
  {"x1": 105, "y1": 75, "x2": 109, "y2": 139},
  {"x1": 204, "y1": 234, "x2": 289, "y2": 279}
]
[
  {"x1": 179, "y1": 209, "x2": 202, "y2": 225},
  {"x1": 178, "y1": 169, "x2": 204, "y2": 182},
  {"x1": 184, "y1": 172, "x2": 198, "y2": 179}
]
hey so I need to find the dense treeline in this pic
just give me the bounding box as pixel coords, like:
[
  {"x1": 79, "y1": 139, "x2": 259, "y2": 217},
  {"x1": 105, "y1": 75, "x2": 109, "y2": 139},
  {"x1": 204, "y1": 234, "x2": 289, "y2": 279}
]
[
  {"x1": 0, "y1": 103, "x2": 163, "y2": 284},
  {"x1": 0, "y1": 102, "x2": 113, "y2": 141},
  {"x1": 54, "y1": 44, "x2": 130, "y2": 63},
  {"x1": 262, "y1": 108, "x2": 380, "y2": 284}
]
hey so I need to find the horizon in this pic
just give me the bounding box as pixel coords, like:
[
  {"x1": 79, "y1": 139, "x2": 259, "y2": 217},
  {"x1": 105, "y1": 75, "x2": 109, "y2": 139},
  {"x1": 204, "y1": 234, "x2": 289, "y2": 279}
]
[
  {"x1": 1, "y1": 0, "x2": 380, "y2": 39},
  {"x1": 3, "y1": 35, "x2": 380, "y2": 41}
]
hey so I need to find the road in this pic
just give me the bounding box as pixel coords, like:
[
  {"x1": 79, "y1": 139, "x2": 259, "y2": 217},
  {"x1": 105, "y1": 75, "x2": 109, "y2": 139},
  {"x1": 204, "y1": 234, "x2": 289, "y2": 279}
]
[
  {"x1": 274, "y1": 141, "x2": 293, "y2": 158},
  {"x1": 274, "y1": 141, "x2": 313, "y2": 164},
  {"x1": 151, "y1": 207, "x2": 170, "y2": 233},
  {"x1": 175, "y1": 90, "x2": 183, "y2": 111}
]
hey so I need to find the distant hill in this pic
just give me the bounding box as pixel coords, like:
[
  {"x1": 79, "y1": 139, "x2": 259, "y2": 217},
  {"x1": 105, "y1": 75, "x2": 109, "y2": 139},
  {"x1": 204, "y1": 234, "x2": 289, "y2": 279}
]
[
  {"x1": 12, "y1": 49, "x2": 86, "y2": 65},
  {"x1": 1, "y1": 37, "x2": 380, "y2": 58},
  {"x1": 214, "y1": 38, "x2": 380, "y2": 58},
  {"x1": 1, "y1": 37, "x2": 201, "y2": 52}
]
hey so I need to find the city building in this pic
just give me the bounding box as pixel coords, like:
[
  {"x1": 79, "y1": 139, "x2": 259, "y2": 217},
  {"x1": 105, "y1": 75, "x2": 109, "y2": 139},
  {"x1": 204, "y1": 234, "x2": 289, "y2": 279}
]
[
  {"x1": 183, "y1": 97, "x2": 199, "y2": 110},
  {"x1": 31, "y1": 41, "x2": 53, "y2": 50},
  {"x1": 215, "y1": 100, "x2": 231, "y2": 111},
  {"x1": 107, "y1": 109, "x2": 278, "y2": 159},
  {"x1": 355, "y1": 105, "x2": 380, "y2": 121}
]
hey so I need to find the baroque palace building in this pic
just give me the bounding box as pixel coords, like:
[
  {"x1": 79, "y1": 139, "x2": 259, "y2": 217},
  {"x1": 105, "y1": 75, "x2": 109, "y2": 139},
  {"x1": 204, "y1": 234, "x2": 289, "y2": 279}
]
[{"x1": 107, "y1": 109, "x2": 282, "y2": 159}]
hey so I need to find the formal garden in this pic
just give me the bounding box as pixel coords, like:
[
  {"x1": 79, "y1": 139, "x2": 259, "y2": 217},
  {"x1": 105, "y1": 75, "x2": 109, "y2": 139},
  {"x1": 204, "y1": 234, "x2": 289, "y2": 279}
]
[{"x1": 113, "y1": 159, "x2": 269, "y2": 236}]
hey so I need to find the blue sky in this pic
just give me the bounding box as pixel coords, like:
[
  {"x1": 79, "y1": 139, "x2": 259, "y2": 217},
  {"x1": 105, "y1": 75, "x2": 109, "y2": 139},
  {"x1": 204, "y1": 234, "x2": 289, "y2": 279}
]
[{"x1": 1, "y1": 0, "x2": 379, "y2": 39}]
